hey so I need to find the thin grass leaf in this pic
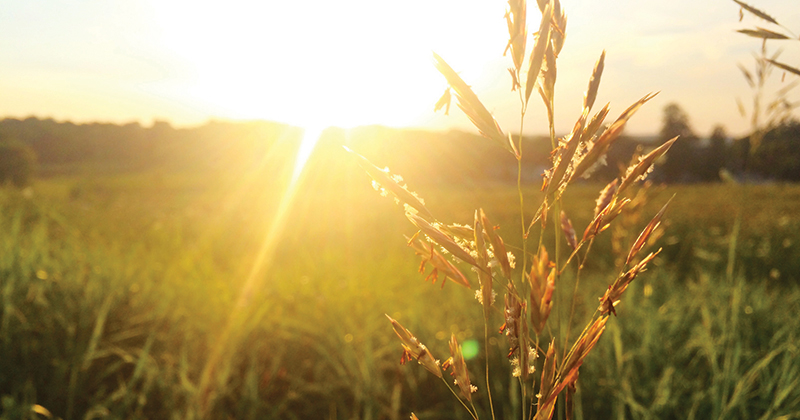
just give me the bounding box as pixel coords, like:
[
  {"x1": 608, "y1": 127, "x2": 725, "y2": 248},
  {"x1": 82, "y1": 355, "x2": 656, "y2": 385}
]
[
  {"x1": 82, "y1": 294, "x2": 115, "y2": 370},
  {"x1": 733, "y1": 0, "x2": 779, "y2": 25}
]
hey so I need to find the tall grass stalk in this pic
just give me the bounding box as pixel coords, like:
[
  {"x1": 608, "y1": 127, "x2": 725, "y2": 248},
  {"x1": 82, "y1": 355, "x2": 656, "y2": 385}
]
[{"x1": 348, "y1": 1, "x2": 677, "y2": 419}]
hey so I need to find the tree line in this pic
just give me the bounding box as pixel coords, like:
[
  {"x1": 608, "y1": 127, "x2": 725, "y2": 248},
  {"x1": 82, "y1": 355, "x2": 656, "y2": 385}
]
[
  {"x1": 658, "y1": 103, "x2": 800, "y2": 183},
  {"x1": 0, "y1": 109, "x2": 797, "y2": 187}
]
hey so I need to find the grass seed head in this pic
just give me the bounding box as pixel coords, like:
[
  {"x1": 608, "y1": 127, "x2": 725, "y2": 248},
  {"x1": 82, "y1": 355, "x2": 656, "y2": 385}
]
[
  {"x1": 345, "y1": 147, "x2": 434, "y2": 220},
  {"x1": 560, "y1": 211, "x2": 578, "y2": 250},
  {"x1": 407, "y1": 212, "x2": 477, "y2": 267},
  {"x1": 530, "y1": 267, "x2": 555, "y2": 334},
  {"x1": 480, "y1": 209, "x2": 513, "y2": 280},
  {"x1": 594, "y1": 179, "x2": 618, "y2": 218},
  {"x1": 386, "y1": 315, "x2": 442, "y2": 378},
  {"x1": 618, "y1": 136, "x2": 678, "y2": 194},
  {"x1": 505, "y1": 0, "x2": 527, "y2": 73},
  {"x1": 474, "y1": 210, "x2": 494, "y2": 314},
  {"x1": 549, "y1": 316, "x2": 607, "y2": 406},
  {"x1": 583, "y1": 197, "x2": 629, "y2": 241},
  {"x1": 525, "y1": 3, "x2": 553, "y2": 105},
  {"x1": 600, "y1": 249, "x2": 660, "y2": 315},
  {"x1": 407, "y1": 235, "x2": 471, "y2": 289},
  {"x1": 734, "y1": 0, "x2": 779, "y2": 24},
  {"x1": 544, "y1": 110, "x2": 587, "y2": 197},
  {"x1": 627, "y1": 196, "x2": 672, "y2": 265},
  {"x1": 448, "y1": 334, "x2": 476, "y2": 401},
  {"x1": 535, "y1": 339, "x2": 558, "y2": 420},
  {"x1": 570, "y1": 92, "x2": 658, "y2": 180},
  {"x1": 583, "y1": 51, "x2": 605, "y2": 113},
  {"x1": 433, "y1": 52, "x2": 518, "y2": 157}
]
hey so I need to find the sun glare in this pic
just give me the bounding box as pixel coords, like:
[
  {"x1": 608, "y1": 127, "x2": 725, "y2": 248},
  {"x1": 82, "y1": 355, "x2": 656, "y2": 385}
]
[
  {"x1": 149, "y1": 0, "x2": 505, "y2": 130},
  {"x1": 292, "y1": 125, "x2": 324, "y2": 184}
]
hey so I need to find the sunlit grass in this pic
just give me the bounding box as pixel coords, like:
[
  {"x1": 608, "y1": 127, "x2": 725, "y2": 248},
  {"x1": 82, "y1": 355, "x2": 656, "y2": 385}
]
[{"x1": 1, "y1": 169, "x2": 800, "y2": 418}]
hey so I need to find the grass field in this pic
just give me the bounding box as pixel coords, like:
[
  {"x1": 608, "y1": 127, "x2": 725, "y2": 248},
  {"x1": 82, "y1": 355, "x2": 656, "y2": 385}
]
[{"x1": 1, "y1": 160, "x2": 799, "y2": 419}]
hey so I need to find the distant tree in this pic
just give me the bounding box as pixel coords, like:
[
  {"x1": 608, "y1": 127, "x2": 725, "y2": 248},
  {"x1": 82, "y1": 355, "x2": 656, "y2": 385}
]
[
  {"x1": 659, "y1": 103, "x2": 699, "y2": 183},
  {"x1": 700, "y1": 125, "x2": 728, "y2": 182},
  {"x1": 749, "y1": 119, "x2": 800, "y2": 181},
  {"x1": 0, "y1": 139, "x2": 36, "y2": 187}
]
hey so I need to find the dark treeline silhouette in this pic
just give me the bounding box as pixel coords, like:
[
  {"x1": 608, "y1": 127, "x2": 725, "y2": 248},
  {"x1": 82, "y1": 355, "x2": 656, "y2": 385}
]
[
  {"x1": 1, "y1": 111, "x2": 797, "y2": 187},
  {"x1": 655, "y1": 103, "x2": 800, "y2": 183},
  {"x1": 0, "y1": 117, "x2": 302, "y2": 176}
]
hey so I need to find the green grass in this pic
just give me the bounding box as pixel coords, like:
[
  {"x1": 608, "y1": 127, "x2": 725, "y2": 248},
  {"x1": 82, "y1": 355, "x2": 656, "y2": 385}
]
[{"x1": 1, "y1": 168, "x2": 799, "y2": 419}]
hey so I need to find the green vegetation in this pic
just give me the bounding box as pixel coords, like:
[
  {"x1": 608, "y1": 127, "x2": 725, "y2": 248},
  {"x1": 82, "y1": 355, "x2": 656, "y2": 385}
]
[{"x1": 0, "y1": 170, "x2": 798, "y2": 419}]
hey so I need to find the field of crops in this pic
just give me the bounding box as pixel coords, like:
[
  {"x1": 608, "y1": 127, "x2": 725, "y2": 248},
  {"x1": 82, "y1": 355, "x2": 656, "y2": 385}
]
[{"x1": 1, "y1": 160, "x2": 799, "y2": 419}]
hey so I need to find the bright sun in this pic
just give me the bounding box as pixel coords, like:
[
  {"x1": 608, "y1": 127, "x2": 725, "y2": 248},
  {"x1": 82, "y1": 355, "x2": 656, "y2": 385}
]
[{"x1": 149, "y1": 0, "x2": 506, "y2": 130}]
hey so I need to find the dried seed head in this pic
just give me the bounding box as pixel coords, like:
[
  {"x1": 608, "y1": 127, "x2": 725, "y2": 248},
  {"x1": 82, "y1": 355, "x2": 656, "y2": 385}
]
[
  {"x1": 627, "y1": 196, "x2": 672, "y2": 265},
  {"x1": 345, "y1": 147, "x2": 434, "y2": 220},
  {"x1": 480, "y1": 209, "x2": 513, "y2": 280},
  {"x1": 544, "y1": 110, "x2": 587, "y2": 197},
  {"x1": 599, "y1": 249, "x2": 661, "y2": 315},
  {"x1": 618, "y1": 137, "x2": 678, "y2": 195},
  {"x1": 583, "y1": 51, "x2": 605, "y2": 114},
  {"x1": 545, "y1": 316, "x2": 608, "y2": 409},
  {"x1": 505, "y1": 0, "x2": 527, "y2": 73},
  {"x1": 406, "y1": 235, "x2": 471, "y2": 289},
  {"x1": 571, "y1": 93, "x2": 658, "y2": 180},
  {"x1": 525, "y1": 3, "x2": 553, "y2": 106},
  {"x1": 433, "y1": 53, "x2": 518, "y2": 157},
  {"x1": 734, "y1": 0, "x2": 779, "y2": 24},
  {"x1": 448, "y1": 334, "x2": 476, "y2": 401},
  {"x1": 560, "y1": 210, "x2": 578, "y2": 250},
  {"x1": 530, "y1": 267, "x2": 555, "y2": 335},
  {"x1": 407, "y1": 212, "x2": 477, "y2": 267},
  {"x1": 536, "y1": 339, "x2": 558, "y2": 420},
  {"x1": 386, "y1": 315, "x2": 442, "y2": 378},
  {"x1": 594, "y1": 179, "x2": 618, "y2": 218},
  {"x1": 500, "y1": 284, "x2": 524, "y2": 357}
]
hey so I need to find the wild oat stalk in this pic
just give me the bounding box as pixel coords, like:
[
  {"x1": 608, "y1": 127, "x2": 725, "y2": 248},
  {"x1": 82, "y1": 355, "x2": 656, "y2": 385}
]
[{"x1": 347, "y1": 1, "x2": 677, "y2": 419}]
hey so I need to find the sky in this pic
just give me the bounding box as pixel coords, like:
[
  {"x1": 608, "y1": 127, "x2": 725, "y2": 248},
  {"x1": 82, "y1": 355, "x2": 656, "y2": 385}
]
[{"x1": 1, "y1": 0, "x2": 799, "y2": 137}]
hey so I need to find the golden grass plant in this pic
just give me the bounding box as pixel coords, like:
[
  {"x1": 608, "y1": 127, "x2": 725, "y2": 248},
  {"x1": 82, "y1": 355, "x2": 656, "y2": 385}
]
[{"x1": 347, "y1": 1, "x2": 678, "y2": 418}]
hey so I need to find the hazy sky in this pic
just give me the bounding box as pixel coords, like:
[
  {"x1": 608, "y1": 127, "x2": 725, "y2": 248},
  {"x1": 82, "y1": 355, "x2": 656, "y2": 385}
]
[{"x1": 1, "y1": 0, "x2": 799, "y2": 136}]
